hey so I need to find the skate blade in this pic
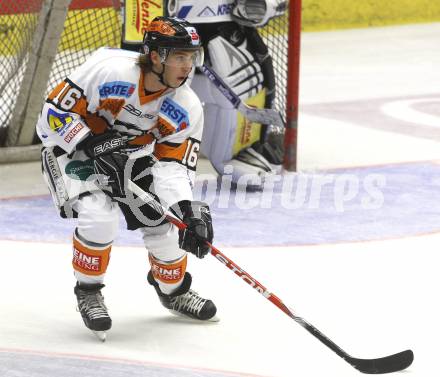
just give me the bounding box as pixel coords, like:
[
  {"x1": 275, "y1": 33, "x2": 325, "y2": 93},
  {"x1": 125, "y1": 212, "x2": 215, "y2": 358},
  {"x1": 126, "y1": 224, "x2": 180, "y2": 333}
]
[
  {"x1": 168, "y1": 309, "x2": 220, "y2": 323},
  {"x1": 207, "y1": 314, "x2": 220, "y2": 322},
  {"x1": 92, "y1": 330, "x2": 107, "y2": 342}
]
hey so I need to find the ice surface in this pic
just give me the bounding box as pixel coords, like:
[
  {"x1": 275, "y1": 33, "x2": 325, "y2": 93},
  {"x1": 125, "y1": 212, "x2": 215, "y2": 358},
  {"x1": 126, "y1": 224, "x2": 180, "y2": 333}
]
[{"x1": 1, "y1": 23, "x2": 440, "y2": 377}]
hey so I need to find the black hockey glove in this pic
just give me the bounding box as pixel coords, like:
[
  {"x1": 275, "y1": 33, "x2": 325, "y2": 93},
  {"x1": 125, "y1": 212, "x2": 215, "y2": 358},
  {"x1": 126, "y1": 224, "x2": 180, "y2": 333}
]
[
  {"x1": 176, "y1": 200, "x2": 214, "y2": 259},
  {"x1": 78, "y1": 131, "x2": 128, "y2": 197}
]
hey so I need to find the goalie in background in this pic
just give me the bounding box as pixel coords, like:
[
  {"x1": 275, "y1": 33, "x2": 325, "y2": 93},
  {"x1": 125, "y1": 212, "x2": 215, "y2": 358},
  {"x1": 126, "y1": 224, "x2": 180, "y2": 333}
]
[
  {"x1": 122, "y1": 0, "x2": 287, "y2": 189},
  {"x1": 36, "y1": 17, "x2": 218, "y2": 341}
]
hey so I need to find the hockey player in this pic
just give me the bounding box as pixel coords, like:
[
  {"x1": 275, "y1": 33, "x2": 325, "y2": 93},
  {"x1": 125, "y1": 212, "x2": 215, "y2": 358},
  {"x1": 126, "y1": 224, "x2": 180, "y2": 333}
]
[
  {"x1": 170, "y1": 0, "x2": 286, "y2": 187},
  {"x1": 36, "y1": 17, "x2": 217, "y2": 340},
  {"x1": 122, "y1": 0, "x2": 286, "y2": 188}
]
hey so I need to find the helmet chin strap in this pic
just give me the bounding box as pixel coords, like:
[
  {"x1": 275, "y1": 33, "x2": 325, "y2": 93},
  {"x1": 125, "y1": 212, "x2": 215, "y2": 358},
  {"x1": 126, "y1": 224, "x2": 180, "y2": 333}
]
[{"x1": 151, "y1": 64, "x2": 188, "y2": 89}]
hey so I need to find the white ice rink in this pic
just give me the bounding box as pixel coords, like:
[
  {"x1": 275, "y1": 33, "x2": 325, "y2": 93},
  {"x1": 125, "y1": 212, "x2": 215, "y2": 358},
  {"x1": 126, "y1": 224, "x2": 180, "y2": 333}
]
[{"x1": 1, "y1": 23, "x2": 440, "y2": 377}]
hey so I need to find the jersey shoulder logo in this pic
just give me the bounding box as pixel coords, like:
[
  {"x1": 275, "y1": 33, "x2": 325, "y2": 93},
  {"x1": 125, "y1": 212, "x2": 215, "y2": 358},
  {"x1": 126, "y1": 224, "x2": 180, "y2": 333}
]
[
  {"x1": 197, "y1": 4, "x2": 233, "y2": 17},
  {"x1": 217, "y1": 3, "x2": 233, "y2": 16},
  {"x1": 98, "y1": 81, "x2": 136, "y2": 99},
  {"x1": 159, "y1": 98, "x2": 190, "y2": 131},
  {"x1": 197, "y1": 6, "x2": 216, "y2": 17},
  {"x1": 47, "y1": 108, "x2": 74, "y2": 135}
]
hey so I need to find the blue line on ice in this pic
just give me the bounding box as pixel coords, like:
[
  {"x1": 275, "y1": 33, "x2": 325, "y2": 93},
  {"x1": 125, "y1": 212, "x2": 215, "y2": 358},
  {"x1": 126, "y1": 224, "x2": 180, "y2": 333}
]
[{"x1": 1, "y1": 162, "x2": 440, "y2": 246}]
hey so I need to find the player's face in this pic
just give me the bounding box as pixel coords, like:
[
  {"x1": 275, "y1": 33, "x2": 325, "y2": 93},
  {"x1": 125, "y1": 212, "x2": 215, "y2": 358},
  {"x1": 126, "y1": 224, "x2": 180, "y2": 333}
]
[{"x1": 162, "y1": 50, "x2": 197, "y2": 86}]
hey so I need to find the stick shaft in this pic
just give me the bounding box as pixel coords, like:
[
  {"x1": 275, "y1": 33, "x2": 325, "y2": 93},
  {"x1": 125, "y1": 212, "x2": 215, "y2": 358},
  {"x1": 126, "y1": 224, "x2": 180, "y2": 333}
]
[
  {"x1": 128, "y1": 179, "x2": 294, "y2": 316},
  {"x1": 199, "y1": 65, "x2": 284, "y2": 127},
  {"x1": 127, "y1": 180, "x2": 413, "y2": 374}
]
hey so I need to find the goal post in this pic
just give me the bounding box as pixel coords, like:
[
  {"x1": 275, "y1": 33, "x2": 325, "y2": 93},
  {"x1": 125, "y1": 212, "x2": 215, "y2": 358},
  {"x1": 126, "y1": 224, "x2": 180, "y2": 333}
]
[{"x1": 284, "y1": 0, "x2": 301, "y2": 172}]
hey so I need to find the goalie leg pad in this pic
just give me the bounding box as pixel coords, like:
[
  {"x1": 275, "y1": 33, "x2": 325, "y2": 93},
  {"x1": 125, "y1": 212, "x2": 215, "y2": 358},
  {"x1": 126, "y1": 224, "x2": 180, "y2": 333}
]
[
  {"x1": 215, "y1": 146, "x2": 275, "y2": 190},
  {"x1": 189, "y1": 23, "x2": 277, "y2": 183},
  {"x1": 192, "y1": 74, "x2": 274, "y2": 185},
  {"x1": 243, "y1": 26, "x2": 280, "y2": 141},
  {"x1": 208, "y1": 35, "x2": 264, "y2": 100},
  {"x1": 191, "y1": 73, "x2": 238, "y2": 168},
  {"x1": 228, "y1": 146, "x2": 275, "y2": 186},
  {"x1": 235, "y1": 146, "x2": 273, "y2": 172},
  {"x1": 245, "y1": 26, "x2": 277, "y2": 108},
  {"x1": 199, "y1": 103, "x2": 238, "y2": 168}
]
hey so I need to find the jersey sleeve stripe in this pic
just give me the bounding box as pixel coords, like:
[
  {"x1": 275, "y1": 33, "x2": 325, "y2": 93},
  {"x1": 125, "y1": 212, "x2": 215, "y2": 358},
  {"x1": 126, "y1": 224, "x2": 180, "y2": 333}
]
[
  {"x1": 47, "y1": 79, "x2": 88, "y2": 117},
  {"x1": 153, "y1": 137, "x2": 200, "y2": 171},
  {"x1": 154, "y1": 139, "x2": 188, "y2": 162},
  {"x1": 157, "y1": 140, "x2": 181, "y2": 147}
]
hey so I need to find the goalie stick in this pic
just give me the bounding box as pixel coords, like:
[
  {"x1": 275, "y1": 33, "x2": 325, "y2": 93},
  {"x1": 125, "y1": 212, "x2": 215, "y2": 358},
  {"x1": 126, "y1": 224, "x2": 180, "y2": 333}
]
[
  {"x1": 199, "y1": 65, "x2": 285, "y2": 128},
  {"x1": 126, "y1": 179, "x2": 413, "y2": 374}
]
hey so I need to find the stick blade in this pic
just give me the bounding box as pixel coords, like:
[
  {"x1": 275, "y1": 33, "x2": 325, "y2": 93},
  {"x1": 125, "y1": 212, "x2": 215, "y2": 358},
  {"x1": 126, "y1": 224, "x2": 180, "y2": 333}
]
[
  {"x1": 92, "y1": 330, "x2": 107, "y2": 342},
  {"x1": 349, "y1": 349, "x2": 414, "y2": 374}
]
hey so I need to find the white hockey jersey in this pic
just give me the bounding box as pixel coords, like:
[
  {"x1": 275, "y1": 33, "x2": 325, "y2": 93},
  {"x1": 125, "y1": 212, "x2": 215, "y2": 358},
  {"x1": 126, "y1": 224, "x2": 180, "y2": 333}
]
[
  {"x1": 168, "y1": 0, "x2": 235, "y2": 23},
  {"x1": 36, "y1": 47, "x2": 204, "y2": 207}
]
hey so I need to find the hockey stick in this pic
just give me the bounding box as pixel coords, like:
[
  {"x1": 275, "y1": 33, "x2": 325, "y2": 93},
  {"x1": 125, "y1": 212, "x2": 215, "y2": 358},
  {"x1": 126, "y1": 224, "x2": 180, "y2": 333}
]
[
  {"x1": 199, "y1": 65, "x2": 285, "y2": 128},
  {"x1": 127, "y1": 179, "x2": 414, "y2": 374}
]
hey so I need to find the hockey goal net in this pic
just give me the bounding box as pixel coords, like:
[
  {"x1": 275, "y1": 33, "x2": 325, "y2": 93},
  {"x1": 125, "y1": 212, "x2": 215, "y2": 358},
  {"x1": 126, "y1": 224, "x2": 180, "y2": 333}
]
[
  {"x1": 0, "y1": 0, "x2": 296, "y2": 167},
  {"x1": 0, "y1": 0, "x2": 43, "y2": 145},
  {"x1": 0, "y1": 0, "x2": 121, "y2": 147}
]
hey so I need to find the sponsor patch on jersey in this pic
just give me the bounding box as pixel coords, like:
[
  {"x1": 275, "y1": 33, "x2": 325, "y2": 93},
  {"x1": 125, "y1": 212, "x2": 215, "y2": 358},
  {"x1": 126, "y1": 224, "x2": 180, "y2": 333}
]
[
  {"x1": 98, "y1": 81, "x2": 136, "y2": 98},
  {"x1": 197, "y1": 6, "x2": 216, "y2": 17},
  {"x1": 94, "y1": 137, "x2": 125, "y2": 155},
  {"x1": 159, "y1": 98, "x2": 189, "y2": 131},
  {"x1": 123, "y1": 103, "x2": 156, "y2": 119},
  {"x1": 63, "y1": 120, "x2": 85, "y2": 143},
  {"x1": 47, "y1": 109, "x2": 74, "y2": 135},
  {"x1": 217, "y1": 3, "x2": 234, "y2": 16},
  {"x1": 65, "y1": 160, "x2": 94, "y2": 181},
  {"x1": 196, "y1": 4, "x2": 233, "y2": 18}
]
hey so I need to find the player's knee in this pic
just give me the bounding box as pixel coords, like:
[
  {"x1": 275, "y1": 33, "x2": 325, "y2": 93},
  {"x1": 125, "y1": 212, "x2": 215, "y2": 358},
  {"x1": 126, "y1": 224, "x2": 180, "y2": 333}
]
[
  {"x1": 141, "y1": 223, "x2": 186, "y2": 262},
  {"x1": 76, "y1": 194, "x2": 119, "y2": 244},
  {"x1": 220, "y1": 147, "x2": 275, "y2": 189}
]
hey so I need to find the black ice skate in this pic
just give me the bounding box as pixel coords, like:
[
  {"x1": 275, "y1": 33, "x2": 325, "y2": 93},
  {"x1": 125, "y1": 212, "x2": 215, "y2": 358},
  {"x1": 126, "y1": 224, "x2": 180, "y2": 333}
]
[
  {"x1": 148, "y1": 271, "x2": 219, "y2": 322},
  {"x1": 74, "y1": 282, "x2": 112, "y2": 341}
]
